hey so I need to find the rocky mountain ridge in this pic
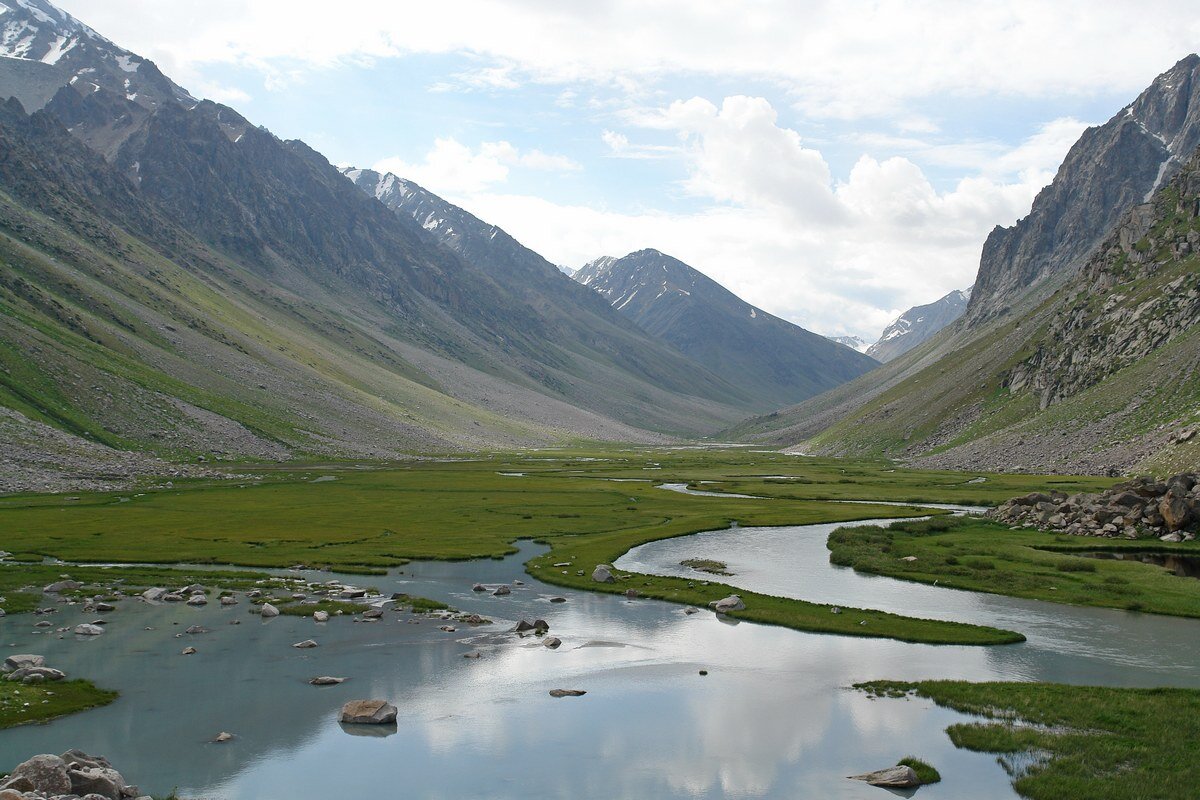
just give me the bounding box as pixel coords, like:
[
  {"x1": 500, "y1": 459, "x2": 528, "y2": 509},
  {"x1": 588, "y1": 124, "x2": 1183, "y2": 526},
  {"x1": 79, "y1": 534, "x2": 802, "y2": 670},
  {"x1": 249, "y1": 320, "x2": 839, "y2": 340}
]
[
  {"x1": 827, "y1": 334, "x2": 870, "y2": 353},
  {"x1": 1006, "y1": 151, "x2": 1200, "y2": 410},
  {"x1": 573, "y1": 248, "x2": 879, "y2": 410},
  {"x1": 730, "y1": 55, "x2": 1200, "y2": 476},
  {"x1": 866, "y1": 287, "x2": 971, "y2": 363},
  {"x1": 967, "y1": 54, "x2": 1200, "y2": 326}
]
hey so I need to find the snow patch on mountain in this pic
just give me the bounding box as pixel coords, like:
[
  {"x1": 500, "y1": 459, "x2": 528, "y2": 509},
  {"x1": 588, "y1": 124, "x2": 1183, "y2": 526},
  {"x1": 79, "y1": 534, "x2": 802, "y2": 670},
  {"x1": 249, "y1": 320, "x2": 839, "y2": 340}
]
[{"x1": 866, "y1": 287, "x2": 972, "y2": 363}]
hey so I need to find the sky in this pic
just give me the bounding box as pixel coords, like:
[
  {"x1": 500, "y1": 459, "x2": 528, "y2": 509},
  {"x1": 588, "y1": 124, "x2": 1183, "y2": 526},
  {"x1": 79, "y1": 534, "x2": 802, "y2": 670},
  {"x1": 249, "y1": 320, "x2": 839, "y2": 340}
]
[{"x1": 55, "y1": 0, "x2": 1200, "y2": 341}]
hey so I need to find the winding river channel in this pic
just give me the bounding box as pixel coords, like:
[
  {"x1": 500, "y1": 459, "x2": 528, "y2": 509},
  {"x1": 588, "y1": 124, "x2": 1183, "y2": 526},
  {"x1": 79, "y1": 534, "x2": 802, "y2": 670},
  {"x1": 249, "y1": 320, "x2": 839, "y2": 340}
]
[{"x1": 2, "y1": 493, "x2": 1198, "y2": 799}]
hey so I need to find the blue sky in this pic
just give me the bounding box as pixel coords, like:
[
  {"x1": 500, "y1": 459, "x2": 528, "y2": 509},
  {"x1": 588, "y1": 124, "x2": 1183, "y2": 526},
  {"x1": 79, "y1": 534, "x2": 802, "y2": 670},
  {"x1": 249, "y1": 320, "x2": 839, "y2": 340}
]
[{"x1": 55, "y1": 0, "x2": 1200, "y2": 340}]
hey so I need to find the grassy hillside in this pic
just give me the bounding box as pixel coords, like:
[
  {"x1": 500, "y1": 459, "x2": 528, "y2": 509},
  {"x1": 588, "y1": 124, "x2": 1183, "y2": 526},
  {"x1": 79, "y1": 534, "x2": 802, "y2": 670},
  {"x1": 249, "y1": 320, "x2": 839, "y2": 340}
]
[{"x1": 729, "y1": 151, "x2": 1200, "y2": 476}]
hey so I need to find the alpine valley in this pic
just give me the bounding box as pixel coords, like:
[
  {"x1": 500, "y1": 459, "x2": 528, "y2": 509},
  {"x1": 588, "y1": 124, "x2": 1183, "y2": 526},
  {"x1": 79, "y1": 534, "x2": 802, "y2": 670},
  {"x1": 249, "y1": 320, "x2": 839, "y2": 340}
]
[{"x1": 0, "y1": 3, "x2": 1199, "y2": 800}]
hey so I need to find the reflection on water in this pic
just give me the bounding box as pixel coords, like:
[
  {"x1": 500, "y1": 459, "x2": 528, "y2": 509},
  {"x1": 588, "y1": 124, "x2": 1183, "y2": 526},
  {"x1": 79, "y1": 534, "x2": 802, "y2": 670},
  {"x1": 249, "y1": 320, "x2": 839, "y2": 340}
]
[
  {"x1": 1, "y1": 512, "x2": 1198, "y2": 798},
  {"x1": 617, "y1": 519, "x2": 1200, "y2": 681},
  {"x1": 1084, "y1": 551, "x2": 1200, "y2": 579}
]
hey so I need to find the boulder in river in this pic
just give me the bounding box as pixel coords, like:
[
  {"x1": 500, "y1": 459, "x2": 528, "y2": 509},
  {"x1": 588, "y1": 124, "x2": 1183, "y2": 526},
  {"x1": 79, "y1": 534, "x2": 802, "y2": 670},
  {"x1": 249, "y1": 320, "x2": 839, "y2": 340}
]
[
  {"x1": 472, "y1": 583, "x2": 487, "y2": 592},
  {"x1": 709, "y1": 595, "x2": 745, "y2": 613},
  {"x1": 220, "y1": 595, "x2": 239, "y2": 606},
  {"x1": 339, "y1": 699, "x2": 398, "y2": 724},
  {"x1": 214, "y1": 732, "x2": 234, "y2": 743},
  {"x1": 3, "y1": 654, "x2": 45, "y2": 673},
  {"x1": 591, "y1": 565, "x2": 616, "y2": 583},
  {"x1": 73, "y1": 623, "x2": 104, "y2": 636},
  {"x1": 8, "y1": 666, "x2": 66, "y2": 683},
  {"x1": 310, "y1": 676, "x2": 347, "y2": 685},
  {"x1": 43, "y1": 580, "x2": 82, "y2": 594},
  {"x1": 186, "y1": 594, "x2": 208, "y2": 606},
  {"x1": 849, "y1": 765, "x2": 921, "y2": 788},
  {"x1": 543, "y1": 637, "x2": 562, "y2": 649},
  {"x1": 181, "y1": 647, "x2": 197, "y2": 655},
  {"x1": 313, "y1": 610, "x2": 330, "y2": 622},
  {"x1": 293, "y1": 639, "x2": 319, "y2": 649},
  {"x1": 493, "y1": 585, "x2": 512, "y2": 596},
  {"x1": 259, "y1": 603, "x2": 280, "y2": 618}
]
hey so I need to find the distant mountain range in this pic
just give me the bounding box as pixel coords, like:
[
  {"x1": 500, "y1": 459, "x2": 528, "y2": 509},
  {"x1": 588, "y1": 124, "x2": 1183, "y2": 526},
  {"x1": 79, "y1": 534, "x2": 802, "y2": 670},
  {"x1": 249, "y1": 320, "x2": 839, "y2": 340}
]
[
  {"x1": 732, "y1": 54, "x2": 1200, "y2": 475},
  {"x1": 573, "y1": 249, "x2": 879, "y2": 410},
  {"x1": 0, "y1": 0, "x2": 1195, "y2": 484},
  {"x1": 866, "y1": 288, "x2": 971, "y2": 363},
  {"x1": 0, "y1": 0, "x2": 885, "y2": 490},
  {"x1": 826, "y1": 335, "x2": 870, "y2": 353}
]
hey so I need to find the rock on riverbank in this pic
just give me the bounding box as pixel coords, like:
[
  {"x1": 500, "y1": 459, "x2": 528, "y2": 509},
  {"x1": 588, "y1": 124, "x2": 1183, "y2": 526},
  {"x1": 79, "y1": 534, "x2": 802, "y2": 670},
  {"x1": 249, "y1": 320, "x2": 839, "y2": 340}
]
[
  {"x1": 990, "y1": 473, "x2": 1200, "y2": 539},
  {"x1": 0, "y1": 750, "x2": 151, "y2": 799}
]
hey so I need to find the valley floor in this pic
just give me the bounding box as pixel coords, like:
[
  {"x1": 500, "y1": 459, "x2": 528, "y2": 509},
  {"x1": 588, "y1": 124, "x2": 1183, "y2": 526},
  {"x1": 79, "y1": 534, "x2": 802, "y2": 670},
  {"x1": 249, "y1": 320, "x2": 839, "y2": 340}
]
[{"x1": 3, "y1": 448, "x2": 1197, "y2": 798}]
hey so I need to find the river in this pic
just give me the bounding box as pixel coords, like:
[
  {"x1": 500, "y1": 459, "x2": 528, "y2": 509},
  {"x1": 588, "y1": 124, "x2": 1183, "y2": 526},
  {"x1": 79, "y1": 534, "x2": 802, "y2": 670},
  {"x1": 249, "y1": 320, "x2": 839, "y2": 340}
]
[{"x1": 1, "y1": 502, "x2": 1196, "y2": 799}]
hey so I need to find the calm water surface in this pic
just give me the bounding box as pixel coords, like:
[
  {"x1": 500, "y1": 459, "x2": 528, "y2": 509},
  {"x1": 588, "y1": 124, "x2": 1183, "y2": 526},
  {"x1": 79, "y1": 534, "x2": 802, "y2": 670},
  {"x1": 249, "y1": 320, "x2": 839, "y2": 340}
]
[{"x1": 1, "y1": 504, "x2": 1197, "y2": 799}]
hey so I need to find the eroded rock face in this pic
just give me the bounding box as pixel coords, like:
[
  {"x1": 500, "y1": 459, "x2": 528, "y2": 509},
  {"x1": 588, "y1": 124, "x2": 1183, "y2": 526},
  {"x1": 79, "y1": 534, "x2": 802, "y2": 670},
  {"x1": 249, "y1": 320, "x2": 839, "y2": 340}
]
[
  {"x1": 968, "y1": 55, "x2": 1200, "y2": 328},
  {"x1": 339, "y1": 699, "x2": 397, "y2": 724}
]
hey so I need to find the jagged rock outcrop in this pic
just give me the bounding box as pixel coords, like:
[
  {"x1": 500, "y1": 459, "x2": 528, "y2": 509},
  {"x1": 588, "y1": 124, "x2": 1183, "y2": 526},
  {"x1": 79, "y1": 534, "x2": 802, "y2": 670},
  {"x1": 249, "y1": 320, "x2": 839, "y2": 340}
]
[
  {"x1": 1006, "y1": 149, "x2": 1200, "y2": 409},
  {"x1": 968, "y1": 54, "x2": 1200, "y2": 326},
  {"x1": 990, "y1": 473, "x2": 1200, "y2": 539}
]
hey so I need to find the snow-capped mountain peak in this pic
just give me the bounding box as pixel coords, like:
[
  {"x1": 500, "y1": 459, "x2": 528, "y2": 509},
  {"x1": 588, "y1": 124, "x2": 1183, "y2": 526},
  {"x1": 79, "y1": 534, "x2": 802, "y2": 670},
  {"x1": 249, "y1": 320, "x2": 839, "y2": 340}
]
[{"x1": 866, "y1": 287, "x2": 972, "y2": 362}]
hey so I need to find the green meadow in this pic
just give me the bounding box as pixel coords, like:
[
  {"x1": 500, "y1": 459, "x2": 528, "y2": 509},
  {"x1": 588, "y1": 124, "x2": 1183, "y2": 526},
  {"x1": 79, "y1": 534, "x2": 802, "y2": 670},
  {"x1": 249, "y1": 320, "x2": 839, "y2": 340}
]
[
  {"x1": 829, "y1": 516, "x2": 1200, "y2": 618},
  {"x1": 0, "y1": 448, "x2": 1113, "y2": 644}
]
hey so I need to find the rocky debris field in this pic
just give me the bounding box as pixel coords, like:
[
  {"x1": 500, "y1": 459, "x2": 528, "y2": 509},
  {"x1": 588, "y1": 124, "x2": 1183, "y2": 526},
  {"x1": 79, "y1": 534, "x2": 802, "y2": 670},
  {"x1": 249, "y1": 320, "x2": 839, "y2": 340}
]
[{"x1": 990, "y1": 472, "x2": 1200, "y2": 540}]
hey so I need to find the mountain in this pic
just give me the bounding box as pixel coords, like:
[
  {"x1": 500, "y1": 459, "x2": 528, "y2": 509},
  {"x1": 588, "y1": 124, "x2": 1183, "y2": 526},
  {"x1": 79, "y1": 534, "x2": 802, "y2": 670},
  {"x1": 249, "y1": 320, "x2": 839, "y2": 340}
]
[
  {"x1": 966, "y1": 54, "x2": 1200, "y2": 325},
  {"x1": 339, "y1": 168, "x2": 755, "y2": 429},
  {"x1": 866, "y1": 288, "x2": 971, "y2": 363},
  {"x1": 0, "y1": 0, "x2": 778, "y2": 490},
  {"x1": 730, "y1": 55, "x2": 1200, "y2": 475},
  {"x1": 827, "y1": 335, "x2": 870, "y2": 353},
  {"x1": 572, "y1": 249, "x2": 879, "y2": 411}
]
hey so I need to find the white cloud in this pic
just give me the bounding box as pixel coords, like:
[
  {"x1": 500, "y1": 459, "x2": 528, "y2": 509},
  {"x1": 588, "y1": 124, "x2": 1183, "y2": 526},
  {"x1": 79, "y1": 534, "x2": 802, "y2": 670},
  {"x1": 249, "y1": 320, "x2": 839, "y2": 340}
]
[
  {"x1": 374, "y1": 138, "x2": 579, "y2": 195},
  {"x1": 56, "y1": 0, "x2": 1200, "y2": 118},
  {"x1": 51, "y1": 1, "x2": 1182, "y2": 340},
  {"x1": 434, "y1": 98, "x2": 1083, "y2": 341}
]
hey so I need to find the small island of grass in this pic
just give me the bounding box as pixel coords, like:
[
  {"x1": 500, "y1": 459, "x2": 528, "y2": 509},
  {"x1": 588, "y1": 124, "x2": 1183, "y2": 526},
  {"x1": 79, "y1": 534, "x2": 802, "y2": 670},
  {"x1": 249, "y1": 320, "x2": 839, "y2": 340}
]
[
  {"x1": 0, "y1": 679, "x2": 117, "y2": 729},
  {"x1": 898, "y1": 756, "x2": 941, "y2": 784},
  {"x1": 857, "y1": 680, "x2": 1200, "y2": 800},
  {"x1": 680, "y1": 558, "x2": 732, "y2": 576}
]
